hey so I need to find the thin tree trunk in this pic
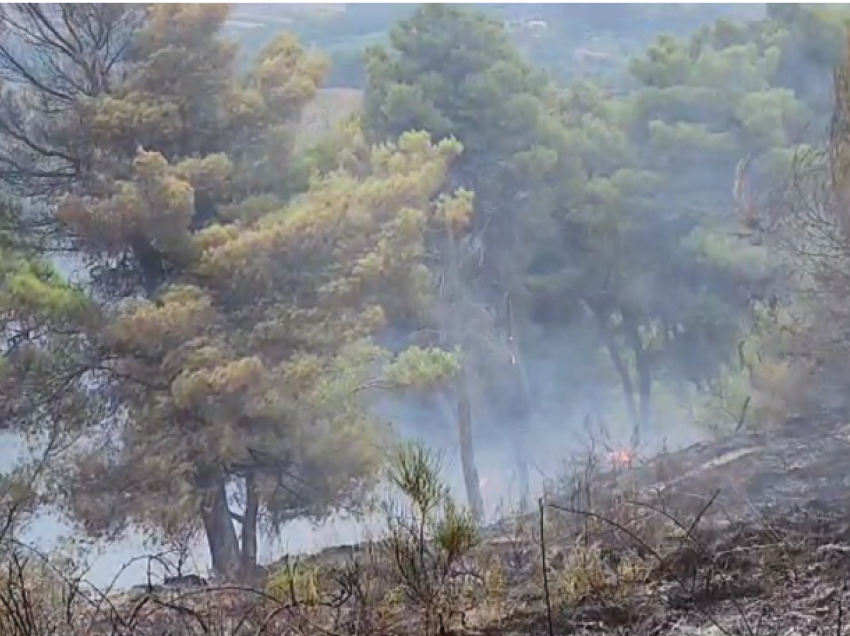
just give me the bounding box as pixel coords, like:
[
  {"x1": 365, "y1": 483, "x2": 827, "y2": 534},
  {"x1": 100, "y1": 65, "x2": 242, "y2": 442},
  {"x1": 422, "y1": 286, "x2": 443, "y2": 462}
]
[
  {"x1": 240, "y1": 471, "x2": 259, "y2": 580},
  {"x1": 200, "y1": 475, "x2": 241, "y2": 580},
  {"x1": 591, "y1": 305, "x2": 640, "y2": 433},
  {"x1": 604, "y1": 337, "x2": 640, "y2": 431},
  {"x1": 622, "y1": 311, "x2": 652, "y2": 448},
  {"x1": 513, "y1": 429, "x2": 531, "y2": 513},
  {"x1": 506, "y1": 294, "x2": 534, "y2": 514},
  {"x1": 455, "y1": 368, "x2": 485, "y2": 521},
  {"x1": 442, "y1": 227, "x2": 485, "y2": 520},
  {"x1": 635, "y1": 356, "x2": 652, "y2": 448},
  {"x1": 437, "y1": 380, "x2": 484, "y2": 520},
  {"x1": 637, "y1": 363, "x2": 651, "y2": 443},
  {"x1": 510, "y1": 373, "x2": 532, "y2": 515}
]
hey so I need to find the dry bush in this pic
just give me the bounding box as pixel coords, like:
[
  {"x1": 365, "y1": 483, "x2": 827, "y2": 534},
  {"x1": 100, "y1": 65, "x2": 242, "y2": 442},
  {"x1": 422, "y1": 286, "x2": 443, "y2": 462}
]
[
  {"x1": 537, "y1": 434, "x2": 718, "y2": 615},
  {"x1": 0, "y1": 551, "x2": 68, "y2": 636},
  {"x1": 326, "y1": 547, "x2": 394, "y2": 635},
  {"x1": 264, "y1": 547, "x2": 396, "y2": 635},
  {"x1": 553, "y1": 539, "x2": 651, "y2": 608},
  {"x1": 267, "y1": 558, "x2": 321, "y2": 607}
]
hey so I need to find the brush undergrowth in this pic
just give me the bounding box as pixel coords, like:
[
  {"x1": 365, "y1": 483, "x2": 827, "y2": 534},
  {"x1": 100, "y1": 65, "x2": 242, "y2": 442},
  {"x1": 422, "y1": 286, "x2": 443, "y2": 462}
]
[{"x1": 0, "y1": 443, "x2": 822, "y2": 636}]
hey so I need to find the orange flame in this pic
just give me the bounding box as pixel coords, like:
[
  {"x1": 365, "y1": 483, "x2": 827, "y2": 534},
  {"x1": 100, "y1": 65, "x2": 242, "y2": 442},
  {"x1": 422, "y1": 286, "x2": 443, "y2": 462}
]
[{"x1": 608, "y1": 449, "x2": 635, "y2": 467}]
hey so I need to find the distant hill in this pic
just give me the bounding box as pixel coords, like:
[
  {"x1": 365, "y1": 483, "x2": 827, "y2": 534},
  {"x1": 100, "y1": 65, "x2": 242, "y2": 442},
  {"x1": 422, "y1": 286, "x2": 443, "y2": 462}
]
[{"x1": 225, "y1": 4, "x2": 767, "y2": 90}]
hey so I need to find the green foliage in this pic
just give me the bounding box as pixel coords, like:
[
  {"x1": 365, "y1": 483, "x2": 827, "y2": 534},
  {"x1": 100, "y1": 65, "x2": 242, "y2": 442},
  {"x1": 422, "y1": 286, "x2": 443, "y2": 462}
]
[
  {"x1": 362, "y1": 5, "x2": 583, "y2": 440},
  {"x1": 0, "y1": 4, "x2": 472, "y2": 581},
  {"x1": 0, "y1": 257, "x2": 88, "y2": 327},
  {"x1": 360, "y1": 4, "x2": 793, "y2": 444},
  {"x1": 388, "y1": 443, "x2": 447, "y2": 517},
  {"x1": 62, "y1": 128, "x2": 468, "y2": 574},
  {"x1": 386, "y1": 347, "x2": 460, "y2": 391},
  {"x1": 432, "y1": 498, "x2": 478, "y2": 565},
  {"x1": 385, "y1": 442, "x2": 479, "y2": 635}
]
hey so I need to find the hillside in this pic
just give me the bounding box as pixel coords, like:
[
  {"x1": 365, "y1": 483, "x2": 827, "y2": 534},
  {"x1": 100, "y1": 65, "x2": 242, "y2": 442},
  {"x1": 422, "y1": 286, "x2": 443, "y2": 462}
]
[{"x1": 225, "y1": 4, "x2": 767, "y2": 88}]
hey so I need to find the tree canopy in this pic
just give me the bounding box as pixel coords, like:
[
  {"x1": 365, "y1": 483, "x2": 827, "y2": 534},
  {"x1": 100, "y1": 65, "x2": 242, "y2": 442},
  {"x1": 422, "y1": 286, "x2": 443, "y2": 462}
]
[
  {"x1": 0, "y1": 2, "x2": 847, "y2": 584},
  {"x1": 0, "y1": 4, "x2": 464, "y2": 580}
]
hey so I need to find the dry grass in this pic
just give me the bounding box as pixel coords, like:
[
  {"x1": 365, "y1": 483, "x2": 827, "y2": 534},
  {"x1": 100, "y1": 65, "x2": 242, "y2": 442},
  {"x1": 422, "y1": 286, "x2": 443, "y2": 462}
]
[{"x1": 553, "y1": 539, "x2": 651, "y2": 607}]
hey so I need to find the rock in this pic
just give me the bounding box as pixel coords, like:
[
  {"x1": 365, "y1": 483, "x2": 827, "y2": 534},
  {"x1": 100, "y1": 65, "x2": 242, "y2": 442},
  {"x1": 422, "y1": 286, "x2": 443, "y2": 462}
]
[{"x1": 163, "y1": 574, "x2": 208, "y2": 589}]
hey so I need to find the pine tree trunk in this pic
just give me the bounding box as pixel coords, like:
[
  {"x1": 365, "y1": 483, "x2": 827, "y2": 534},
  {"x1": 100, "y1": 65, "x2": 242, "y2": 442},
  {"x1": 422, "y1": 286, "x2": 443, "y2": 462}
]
[
  {"x1": 591, "y1": 304, "x2": 640, "y2": 432},
  {"x1": 240, "y1": 472, "x2": 260, "y2": 580},
  {"x1": 437, "y1": 383, "x2": 484, "y2": 520},
  {"x1": 509, "y1": 346, "x2": 534, "y2": 514},
  {"x1": 442, "y1": 228, "x2": 485, "y2": 520},
  {"x1": 200, "y1": 475, "x2": 242, "y2": 580},
  {"x1": 635, "y1": 357, "x2": 652, "y2": 448},
  {"x1": 622, "y1": 310, "x2": 652, "y2": 448},
  {"x1": 456, "y1": 369, "x2": 485, "y2": 520},
  {"x1": 513, "y1": 430, "x2": 531, "y2": 513}
]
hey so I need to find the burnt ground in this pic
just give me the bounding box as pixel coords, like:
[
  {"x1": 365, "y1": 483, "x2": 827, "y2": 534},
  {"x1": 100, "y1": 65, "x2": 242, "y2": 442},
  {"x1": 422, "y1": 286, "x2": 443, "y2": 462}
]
[
  {"x1": 80, "y1": 416, "x2": 850, "y2": 636},
  {"x1": 602, "y1": 415, "x2": 850, "y2": 519},
  {"x1": 475, "y1": 415, "x2": 850, "y2": 636},
  {"x1": 476, "y1": 503, "x2": 850, "y2": 636}
]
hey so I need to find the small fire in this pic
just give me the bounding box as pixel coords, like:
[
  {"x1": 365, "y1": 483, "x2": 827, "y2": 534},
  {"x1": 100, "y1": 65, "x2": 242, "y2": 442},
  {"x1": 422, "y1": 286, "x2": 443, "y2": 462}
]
[{"x1": 608, "y1": 449, "x2": 635, "y2": 467}]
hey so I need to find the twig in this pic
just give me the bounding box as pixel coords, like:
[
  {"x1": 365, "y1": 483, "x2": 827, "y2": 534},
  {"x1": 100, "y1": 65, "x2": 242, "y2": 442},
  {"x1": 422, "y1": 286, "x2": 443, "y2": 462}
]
[
  {"x1": 539, "y1": 497, "x2": 554, "y2": 636},
  {"x1": 735, "y1": 395, "x2": 751, "y2": 432},
  {"x1": 623, "y1": 489, "x2": 720, "y2": 554}
]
